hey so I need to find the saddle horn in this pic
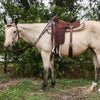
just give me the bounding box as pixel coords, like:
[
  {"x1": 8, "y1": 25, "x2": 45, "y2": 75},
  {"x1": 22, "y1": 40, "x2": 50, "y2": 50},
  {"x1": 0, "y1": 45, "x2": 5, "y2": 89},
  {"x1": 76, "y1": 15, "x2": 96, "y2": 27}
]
[
  {"x1": 14, "y1": 18, "x2": 18, "y2": 25},
  {"x1": 4, "y1": 18, "x2": 7, "y2": 25},
  {"x1": 70, "y1": 16, "x2": 77, "y2": 23}
]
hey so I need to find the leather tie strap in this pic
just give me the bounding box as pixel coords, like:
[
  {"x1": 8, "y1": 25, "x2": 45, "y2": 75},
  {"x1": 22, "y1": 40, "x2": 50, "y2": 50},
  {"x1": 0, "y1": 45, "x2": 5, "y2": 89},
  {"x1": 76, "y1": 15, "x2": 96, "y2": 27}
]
[{"x1": 68, "y1": 26, "x2": 73, "y2": 57}]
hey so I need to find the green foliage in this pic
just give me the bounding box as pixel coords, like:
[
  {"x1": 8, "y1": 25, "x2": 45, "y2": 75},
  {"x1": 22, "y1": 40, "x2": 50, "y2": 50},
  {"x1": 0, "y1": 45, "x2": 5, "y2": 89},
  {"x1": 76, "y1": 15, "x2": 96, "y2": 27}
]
[
  {"x1": 54, "y1": 50, "x2": 94, "y2": 78},
  {"x1": 5, "y1": 40, "x2": 43, "y2": 77},
  {"x1": 81, "y1": 0, "x2": 100, "y2": 21},
  {"x1": 0, "y1": 79, "x2": 34, "y2": 100},
  {"x1": 0, "y1": 0, "x2": 98, "y2": 78},
  {"x1": 0, "y1": 34, "x2": 4, "y2": 54}
]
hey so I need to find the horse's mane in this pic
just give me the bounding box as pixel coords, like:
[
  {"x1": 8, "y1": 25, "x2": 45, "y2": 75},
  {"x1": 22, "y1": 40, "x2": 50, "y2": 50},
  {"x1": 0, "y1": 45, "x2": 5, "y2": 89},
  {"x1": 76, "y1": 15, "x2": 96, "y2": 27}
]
[{"x1": 19, "y1": 23, "x2": 47, "y2": 31}]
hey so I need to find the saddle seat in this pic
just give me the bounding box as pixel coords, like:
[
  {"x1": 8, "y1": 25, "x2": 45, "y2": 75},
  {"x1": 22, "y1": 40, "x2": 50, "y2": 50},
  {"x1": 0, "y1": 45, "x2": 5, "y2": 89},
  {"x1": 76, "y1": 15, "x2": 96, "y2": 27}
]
[
  {"x1": 54, "y1": 16, "x2": 80, "y2": 29},
  {"x1": 52, "y1": 16, "x2": 80, "y2": 44}
]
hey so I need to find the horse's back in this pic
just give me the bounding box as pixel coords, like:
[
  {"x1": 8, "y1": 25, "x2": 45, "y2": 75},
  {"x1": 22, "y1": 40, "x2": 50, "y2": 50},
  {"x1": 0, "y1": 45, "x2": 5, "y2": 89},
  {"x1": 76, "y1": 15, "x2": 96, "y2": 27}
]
[{"x1": 85, "y1": 21, "x2": 100, "y2": 34}]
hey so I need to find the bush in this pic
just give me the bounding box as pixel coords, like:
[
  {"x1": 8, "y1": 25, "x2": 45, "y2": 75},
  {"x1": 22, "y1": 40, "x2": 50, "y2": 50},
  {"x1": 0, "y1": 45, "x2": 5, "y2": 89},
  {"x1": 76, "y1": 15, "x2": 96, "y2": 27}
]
[{"x1": 0, "y1": 2, "x2": 94, "y2": 78}]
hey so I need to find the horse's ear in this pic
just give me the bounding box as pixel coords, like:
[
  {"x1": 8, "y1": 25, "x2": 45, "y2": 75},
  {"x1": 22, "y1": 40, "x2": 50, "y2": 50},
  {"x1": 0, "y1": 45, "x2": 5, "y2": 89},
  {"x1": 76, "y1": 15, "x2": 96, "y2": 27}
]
[
  {"x1": 14, "y1": 18, "x2": 18, "y2": 25},
  {"x1": 4, "y1": 18, "x2": 7, "y2": 25}
]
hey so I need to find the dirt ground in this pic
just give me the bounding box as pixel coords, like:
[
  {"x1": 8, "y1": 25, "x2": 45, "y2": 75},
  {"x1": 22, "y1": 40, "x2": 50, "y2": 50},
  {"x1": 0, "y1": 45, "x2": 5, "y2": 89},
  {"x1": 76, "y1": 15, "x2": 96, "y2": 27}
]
[
  {"x1": 0, "y1": 77, "x2": 99, "y2": 100},
  {"x1": 0, "y1": 67, "x2": 99, "y2": 100},
  {"x1": 0, "y1": 78, "x2": 20, "y2": 91},
  {"x1": 0, "y1": 78, "x2": 86, "y2": 99}
]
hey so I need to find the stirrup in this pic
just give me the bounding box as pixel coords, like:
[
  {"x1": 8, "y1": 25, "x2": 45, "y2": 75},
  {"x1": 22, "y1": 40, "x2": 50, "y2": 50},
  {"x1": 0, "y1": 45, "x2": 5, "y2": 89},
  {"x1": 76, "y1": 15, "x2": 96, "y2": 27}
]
[
  {"x1": 54, "y1": 47, "x2": 59, "y2": 57},
  {"x1": 51, "y1": 46, "x2": 55, "y2": 54}
]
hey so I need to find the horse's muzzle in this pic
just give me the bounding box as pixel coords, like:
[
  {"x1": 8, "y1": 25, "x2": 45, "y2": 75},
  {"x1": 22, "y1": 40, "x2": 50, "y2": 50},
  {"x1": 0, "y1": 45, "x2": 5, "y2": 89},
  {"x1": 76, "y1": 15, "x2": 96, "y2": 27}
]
[{"x1": 4, "y1": 44, "x2": 11, "y2": 51}]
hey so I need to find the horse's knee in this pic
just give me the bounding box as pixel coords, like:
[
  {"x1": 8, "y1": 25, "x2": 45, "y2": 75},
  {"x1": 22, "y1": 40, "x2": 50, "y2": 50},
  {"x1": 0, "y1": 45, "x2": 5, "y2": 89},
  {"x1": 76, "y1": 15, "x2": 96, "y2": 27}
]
[
  {"x1": 44, "y1": 67, "x2": 49, "y2": 75},
  {"x1": 42, "y1": 67, "x2": 49, "y2": 88},
  {"x1": 49, "y1": 64, "x2": 55, "y2": 88}
]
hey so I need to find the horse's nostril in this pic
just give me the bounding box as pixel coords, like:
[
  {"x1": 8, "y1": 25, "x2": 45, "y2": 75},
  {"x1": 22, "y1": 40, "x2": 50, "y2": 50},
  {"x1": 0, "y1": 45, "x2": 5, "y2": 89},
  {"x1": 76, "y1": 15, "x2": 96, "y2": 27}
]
[
  {"x1": 4, "y1": 45, "x2": 11, "y2": 50},
  {"x1": 7, "y1": 45, "x2": 10, "y2": 48}
]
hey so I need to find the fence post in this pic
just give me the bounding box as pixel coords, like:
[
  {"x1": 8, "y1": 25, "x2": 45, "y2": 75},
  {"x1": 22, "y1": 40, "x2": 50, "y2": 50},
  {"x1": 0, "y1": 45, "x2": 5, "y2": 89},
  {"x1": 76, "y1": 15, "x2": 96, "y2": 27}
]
[{"x1": 4, "y1": 51, "x2": 7, "y2": 73}]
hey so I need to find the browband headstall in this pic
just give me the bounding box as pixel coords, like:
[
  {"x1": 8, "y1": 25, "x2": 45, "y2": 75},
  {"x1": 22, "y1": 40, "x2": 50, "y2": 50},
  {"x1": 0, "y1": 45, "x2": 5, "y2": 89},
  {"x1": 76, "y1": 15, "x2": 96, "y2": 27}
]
[
  {"x1": 6, "y1": 24, "x2": 16, "y2": 27},
  {"x1": 7, "y1": 25, "x2": 13, "y2": 27}
]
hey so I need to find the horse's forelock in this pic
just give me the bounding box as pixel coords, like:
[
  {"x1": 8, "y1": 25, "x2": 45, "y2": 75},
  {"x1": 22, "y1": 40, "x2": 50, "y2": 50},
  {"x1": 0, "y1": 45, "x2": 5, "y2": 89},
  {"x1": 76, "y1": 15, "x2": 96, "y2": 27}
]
[
  {"x1": 6, "y1": 23, "x2": 16, "y2": 29},
  {"x1": 7, "y1": 25, "x2": 13, "y2": 27}
]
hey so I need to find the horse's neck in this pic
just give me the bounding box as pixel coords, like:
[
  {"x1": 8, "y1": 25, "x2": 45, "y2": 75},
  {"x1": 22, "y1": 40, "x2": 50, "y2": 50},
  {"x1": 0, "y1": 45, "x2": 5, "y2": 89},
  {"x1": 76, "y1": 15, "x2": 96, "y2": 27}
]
[{"x1": 18, "y1": 23, "x2": 47, "y2": 45}]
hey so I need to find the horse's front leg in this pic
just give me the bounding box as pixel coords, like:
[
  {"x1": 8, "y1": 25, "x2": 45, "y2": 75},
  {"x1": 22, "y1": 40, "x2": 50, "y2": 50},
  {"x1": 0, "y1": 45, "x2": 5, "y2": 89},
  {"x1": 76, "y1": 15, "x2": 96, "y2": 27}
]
[
  {"x1": 50, "y1": 59, "x2": 55, "y2": 88},
  {"x1": 39, "y1": 51, "x2": 50, "y2": 92}
]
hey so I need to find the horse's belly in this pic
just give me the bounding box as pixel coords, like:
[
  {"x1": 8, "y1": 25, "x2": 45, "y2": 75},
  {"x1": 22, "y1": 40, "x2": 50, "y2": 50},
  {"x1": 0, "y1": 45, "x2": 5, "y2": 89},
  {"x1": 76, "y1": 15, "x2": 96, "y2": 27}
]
[
  {"x1": 60, "y1": 44, "x2": 88, "y2": 56},
  {"x1": 60, "y1": 32, "x2": 88, "y2": 56}
]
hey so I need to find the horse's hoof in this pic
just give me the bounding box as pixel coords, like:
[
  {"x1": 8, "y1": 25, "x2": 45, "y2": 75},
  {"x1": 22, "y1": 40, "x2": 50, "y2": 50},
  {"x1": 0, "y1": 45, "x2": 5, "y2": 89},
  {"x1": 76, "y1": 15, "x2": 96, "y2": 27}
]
[
  {"x1": 39, "y1": 88, "x2": 45, "y2": 93},
  {"x1": 86, "y1": 88, "x2": 93, "y2": 92}
]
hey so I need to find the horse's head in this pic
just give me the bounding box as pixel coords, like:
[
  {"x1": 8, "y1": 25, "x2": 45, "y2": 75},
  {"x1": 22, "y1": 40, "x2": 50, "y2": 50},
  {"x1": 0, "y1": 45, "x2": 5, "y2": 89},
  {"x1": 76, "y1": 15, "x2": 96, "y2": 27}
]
[{"x1": 4, "y1": 18, "x2": 19, "y2": 50}]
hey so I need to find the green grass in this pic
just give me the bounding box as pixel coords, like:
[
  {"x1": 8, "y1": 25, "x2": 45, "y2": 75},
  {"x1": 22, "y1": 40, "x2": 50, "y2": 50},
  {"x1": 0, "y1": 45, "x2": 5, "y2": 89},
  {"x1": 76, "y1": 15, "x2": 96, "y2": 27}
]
[
  {"x1": 0, "y1": 78, "x2": 100, "y2": 100},
  {"x1": 0, "y1": 79, "x2": 37, "y2": 100}
]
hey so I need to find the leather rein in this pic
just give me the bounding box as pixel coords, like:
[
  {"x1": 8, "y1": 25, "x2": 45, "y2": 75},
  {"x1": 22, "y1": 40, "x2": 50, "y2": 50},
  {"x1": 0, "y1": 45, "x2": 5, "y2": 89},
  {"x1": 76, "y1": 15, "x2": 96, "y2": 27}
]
[{"x1": 34, "y1": 16, "x2": 57, "y2": 46}]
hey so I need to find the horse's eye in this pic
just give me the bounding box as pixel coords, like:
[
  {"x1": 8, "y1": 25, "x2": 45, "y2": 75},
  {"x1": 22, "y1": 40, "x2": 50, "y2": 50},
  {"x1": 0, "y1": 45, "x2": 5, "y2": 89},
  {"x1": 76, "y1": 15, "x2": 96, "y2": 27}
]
[{"x1": 14, "y1": 31, "x2": 16, "y2": 33}]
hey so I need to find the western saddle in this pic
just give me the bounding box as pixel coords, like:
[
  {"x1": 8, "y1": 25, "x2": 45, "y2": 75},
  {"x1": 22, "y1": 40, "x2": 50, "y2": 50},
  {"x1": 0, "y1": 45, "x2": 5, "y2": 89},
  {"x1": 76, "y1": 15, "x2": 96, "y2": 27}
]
[{"x1": 51, "y1": 16, "x2": 80, "y2": 57}]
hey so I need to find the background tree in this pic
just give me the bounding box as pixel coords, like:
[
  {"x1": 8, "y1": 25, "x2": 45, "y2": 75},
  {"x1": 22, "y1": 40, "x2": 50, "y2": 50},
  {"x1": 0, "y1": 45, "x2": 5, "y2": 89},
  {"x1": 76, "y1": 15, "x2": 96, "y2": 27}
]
[
  {"x1": 80, "y1": 0, "x2": 100, "y2": 20},
  {"x1": 0, "y1": 0, "x2": 99, "y2": 77}
]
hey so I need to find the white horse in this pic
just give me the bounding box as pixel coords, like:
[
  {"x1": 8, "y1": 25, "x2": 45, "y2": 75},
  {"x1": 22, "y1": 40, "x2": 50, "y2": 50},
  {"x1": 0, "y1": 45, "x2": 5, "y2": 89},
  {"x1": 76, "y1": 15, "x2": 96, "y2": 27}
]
[{"x1": 4, "y1": 18, "x2": 100, "y2": 93}]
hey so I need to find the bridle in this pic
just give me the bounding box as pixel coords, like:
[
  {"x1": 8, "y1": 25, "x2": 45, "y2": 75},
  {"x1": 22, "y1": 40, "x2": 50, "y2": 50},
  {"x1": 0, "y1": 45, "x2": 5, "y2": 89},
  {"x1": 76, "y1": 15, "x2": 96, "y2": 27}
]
[
  {"x1": 5, "y1": 16, "x2": 56, "y2": 47},
  {"x1": 6, "y1": 24, "x2": 19, "y2": 46}
]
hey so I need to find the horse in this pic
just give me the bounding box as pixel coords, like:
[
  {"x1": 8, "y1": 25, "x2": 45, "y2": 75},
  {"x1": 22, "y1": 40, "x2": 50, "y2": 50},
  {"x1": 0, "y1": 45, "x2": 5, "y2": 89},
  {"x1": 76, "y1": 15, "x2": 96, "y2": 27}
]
[{"x1": 4, "y1": 18, "x2": 100, "y2": 93}]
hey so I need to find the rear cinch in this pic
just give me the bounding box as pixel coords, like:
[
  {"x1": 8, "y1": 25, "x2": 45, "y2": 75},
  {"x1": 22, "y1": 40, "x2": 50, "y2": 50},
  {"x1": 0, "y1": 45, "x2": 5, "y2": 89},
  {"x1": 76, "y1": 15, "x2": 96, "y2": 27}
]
[{"x1": 68, "y1": 27, "x2": 73, "y2": 57}]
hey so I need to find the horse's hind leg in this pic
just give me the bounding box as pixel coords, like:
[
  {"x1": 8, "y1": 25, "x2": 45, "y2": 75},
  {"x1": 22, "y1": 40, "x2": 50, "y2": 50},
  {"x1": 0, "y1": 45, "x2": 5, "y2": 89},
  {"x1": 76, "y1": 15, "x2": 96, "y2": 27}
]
[
  {"x1": 50, "y1": 59, "x2": 55, "y2": 88},
  {"x1": 95, "y1": 54, "x2": 100, "y2": 93},
  {"x1": 88, "y1": 51, "x2": 99, "y2": 92}
]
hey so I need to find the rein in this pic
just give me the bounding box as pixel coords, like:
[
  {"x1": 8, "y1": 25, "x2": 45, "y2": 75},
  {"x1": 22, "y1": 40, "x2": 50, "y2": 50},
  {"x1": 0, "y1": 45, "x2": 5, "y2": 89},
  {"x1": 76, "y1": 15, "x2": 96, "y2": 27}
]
[
  {"x1": 6, "y1": 24, "x2": 31, "y2": 53},
  {"x1": 34, "y1": 23, "x2": 50, "y2": 46},
  {"x1": 34, "y1": 16, "x2": 57, "y2": 46},
  {"x1": 15, "y1": 25, "x2": 19, "y2": 39}
]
